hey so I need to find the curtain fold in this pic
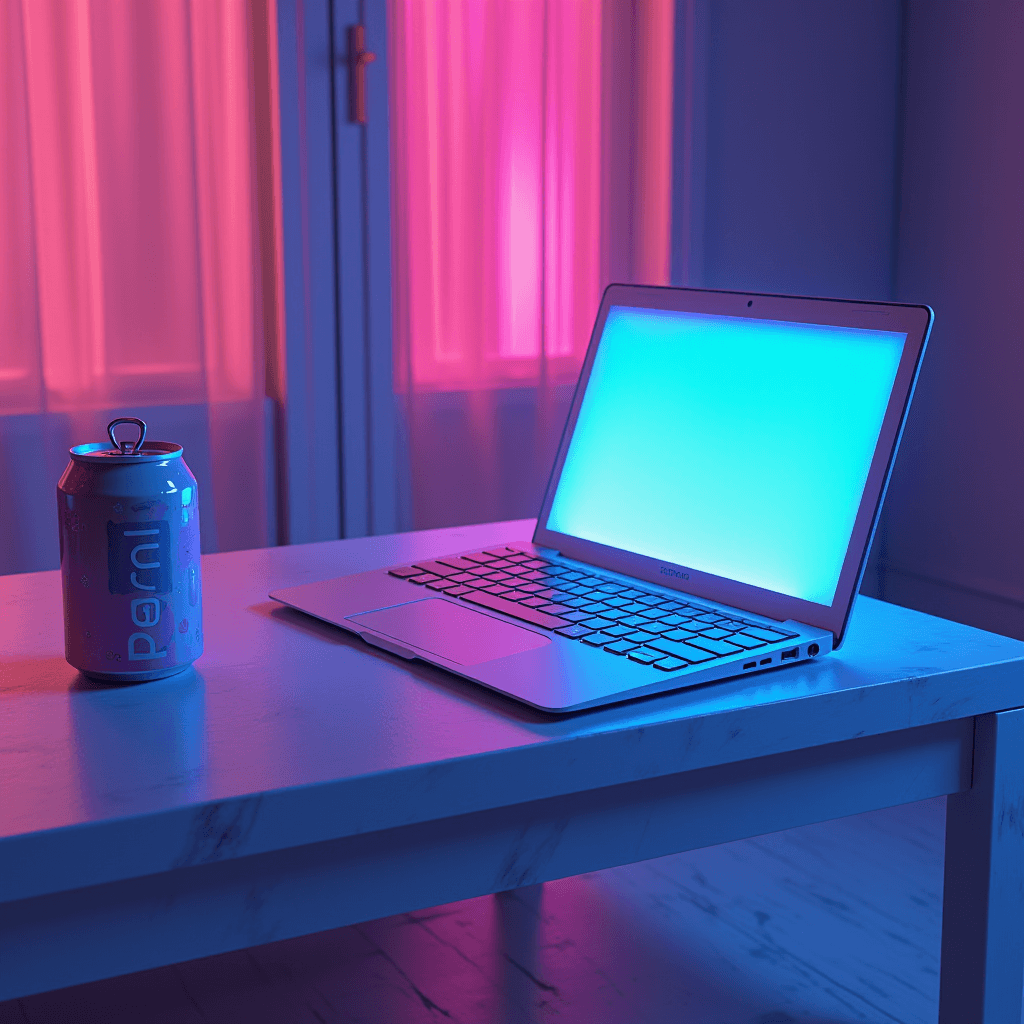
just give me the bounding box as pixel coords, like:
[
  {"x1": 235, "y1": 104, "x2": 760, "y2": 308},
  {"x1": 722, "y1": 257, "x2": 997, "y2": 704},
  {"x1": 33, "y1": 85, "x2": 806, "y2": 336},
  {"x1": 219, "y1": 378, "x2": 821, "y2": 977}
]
[
  {"x1": 389, "y1": 0, "x2": 675, "y2": 531},
  {"x1": 0, "y1": 0, "x2": 281, "y2": 574}
]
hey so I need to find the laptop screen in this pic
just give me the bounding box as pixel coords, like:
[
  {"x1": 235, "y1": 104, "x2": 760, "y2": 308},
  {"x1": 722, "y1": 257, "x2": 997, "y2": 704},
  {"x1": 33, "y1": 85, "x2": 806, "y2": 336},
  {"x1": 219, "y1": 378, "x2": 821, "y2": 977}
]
[{"x1": 545, "y1": 305, "x2": 907, "y2": 608}]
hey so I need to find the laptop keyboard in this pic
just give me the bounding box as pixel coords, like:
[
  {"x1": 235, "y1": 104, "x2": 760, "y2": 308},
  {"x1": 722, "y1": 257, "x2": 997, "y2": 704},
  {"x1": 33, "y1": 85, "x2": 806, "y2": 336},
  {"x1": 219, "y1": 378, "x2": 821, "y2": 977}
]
[{"x1": 387, "y1": 546, "x2": 797, "y2": 673}]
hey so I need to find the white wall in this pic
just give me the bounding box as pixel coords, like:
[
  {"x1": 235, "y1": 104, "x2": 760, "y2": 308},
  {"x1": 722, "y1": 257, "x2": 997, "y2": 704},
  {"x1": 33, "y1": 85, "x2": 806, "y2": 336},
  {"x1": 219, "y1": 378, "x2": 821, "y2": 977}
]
[
  {"x1": 689, "y1": 0, "x2": 1024, "y2": 638},
  {"x1": 880, "y1": 0, "x2": 1024, "y2": 637}
]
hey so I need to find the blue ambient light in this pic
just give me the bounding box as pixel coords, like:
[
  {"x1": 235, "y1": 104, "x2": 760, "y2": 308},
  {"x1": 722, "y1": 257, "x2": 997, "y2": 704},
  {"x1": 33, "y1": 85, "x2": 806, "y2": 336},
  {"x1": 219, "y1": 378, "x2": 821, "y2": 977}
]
[{"x1": 546, "y1": 306, "x2": 906, "y2": 607}]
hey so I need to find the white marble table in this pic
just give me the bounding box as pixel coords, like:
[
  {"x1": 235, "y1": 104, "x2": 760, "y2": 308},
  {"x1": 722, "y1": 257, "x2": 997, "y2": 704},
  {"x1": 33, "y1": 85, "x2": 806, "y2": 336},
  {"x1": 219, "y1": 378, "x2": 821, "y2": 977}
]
[{"x1": 2, "y1": 519, "x2": 1024, "y2": 1022}]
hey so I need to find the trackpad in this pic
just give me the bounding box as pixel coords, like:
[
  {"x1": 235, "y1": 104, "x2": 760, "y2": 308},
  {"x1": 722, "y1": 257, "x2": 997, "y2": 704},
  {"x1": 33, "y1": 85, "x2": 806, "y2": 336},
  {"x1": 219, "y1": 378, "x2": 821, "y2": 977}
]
[{"x1": 347, "y1": 598, "x2": 551, "y2": 666}]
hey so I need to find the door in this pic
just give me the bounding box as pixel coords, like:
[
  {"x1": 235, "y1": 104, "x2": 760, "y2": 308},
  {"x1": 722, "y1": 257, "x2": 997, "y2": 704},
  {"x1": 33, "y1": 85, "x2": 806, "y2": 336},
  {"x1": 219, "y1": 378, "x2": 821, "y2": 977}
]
[
  {"x1": 332, "y1": 0, "x2": 400, "y2": 537},
  {"x1": 276, "y1": 0, "x2": 398, "y2": 544}
]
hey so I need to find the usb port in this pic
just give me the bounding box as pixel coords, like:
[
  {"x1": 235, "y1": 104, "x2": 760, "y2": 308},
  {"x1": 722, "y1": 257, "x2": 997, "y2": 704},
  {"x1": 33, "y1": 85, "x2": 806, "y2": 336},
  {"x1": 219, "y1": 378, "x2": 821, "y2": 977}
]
[
  {"x1": 781, "y1": 647, "x2": 799, "y2": 661},
  {"x1": 760, "y1": 657, "x2": 771, "y2": 665},
  {"x1": 743, "y1": 661, "x2": 756, "y2": 670}
]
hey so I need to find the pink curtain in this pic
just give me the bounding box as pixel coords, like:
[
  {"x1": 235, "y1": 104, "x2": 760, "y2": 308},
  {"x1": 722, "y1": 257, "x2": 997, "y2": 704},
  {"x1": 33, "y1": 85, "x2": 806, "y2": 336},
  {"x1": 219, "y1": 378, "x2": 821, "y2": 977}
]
[
  {"x1": 389, "y1": 0, "x2": 674, "y2": 529},
  {"x1": 0, "y1": 0, "x2": 283, "y2": 574}
]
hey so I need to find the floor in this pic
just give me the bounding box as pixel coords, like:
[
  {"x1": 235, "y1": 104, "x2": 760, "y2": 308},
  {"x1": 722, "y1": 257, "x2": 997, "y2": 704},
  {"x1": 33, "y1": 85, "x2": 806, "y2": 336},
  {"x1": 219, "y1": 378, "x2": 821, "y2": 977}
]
[{"x1": 0, "y1": 797, "x2": 945, "y2": 1024}]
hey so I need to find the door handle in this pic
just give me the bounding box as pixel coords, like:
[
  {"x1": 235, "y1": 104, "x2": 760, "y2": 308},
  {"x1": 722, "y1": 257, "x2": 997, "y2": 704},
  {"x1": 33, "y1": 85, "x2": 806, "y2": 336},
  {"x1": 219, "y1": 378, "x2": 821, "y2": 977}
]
[{"x1": 347, "y1": 24, "x2": 376, "y2": 124}]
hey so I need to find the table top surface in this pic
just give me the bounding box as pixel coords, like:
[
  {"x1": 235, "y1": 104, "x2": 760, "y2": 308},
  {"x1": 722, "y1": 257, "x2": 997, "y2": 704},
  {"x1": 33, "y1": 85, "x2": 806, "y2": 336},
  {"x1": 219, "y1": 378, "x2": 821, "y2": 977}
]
[{"x1": 3, "y1": 519, "x2": 1024, "y2": 903}]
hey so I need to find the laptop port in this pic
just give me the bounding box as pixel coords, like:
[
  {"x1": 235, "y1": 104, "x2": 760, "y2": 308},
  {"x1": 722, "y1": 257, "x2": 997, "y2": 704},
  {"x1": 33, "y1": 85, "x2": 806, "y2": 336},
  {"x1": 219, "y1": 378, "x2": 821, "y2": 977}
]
[
  {"x1": 760, "y1": 657, "x2": 771, "y2": 665},
  {"x1": 743, "y1": 661, "x2": 756, "y2": 669},
  {"x1": 808, "y1": 643, "x2": 820, "y2": 656},
  {"x1": 781, "y1": 647, "x2": 799, "y2": 660}
]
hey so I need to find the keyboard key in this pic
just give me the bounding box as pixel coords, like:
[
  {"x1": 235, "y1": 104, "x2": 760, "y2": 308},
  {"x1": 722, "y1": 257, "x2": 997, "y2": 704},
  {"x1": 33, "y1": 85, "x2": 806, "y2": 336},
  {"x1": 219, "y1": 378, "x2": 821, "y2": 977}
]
[
  {"x1": 483, "y1": 585, "x2": 513, "y2": 596},
  {"x1": 536, "y1": 577, "x2": 568, "y2": 589},
  {"x1": 426, "y1": 580, "x2": 457, "y2": 591},
  {"x1": 520, "y1": 597, "x2": 549, "y2": 608},
  {"x1": 502, "y1": 565, "x2": 528, "y2": 575},
  {"x1": 637, "y1": 595, "x2": 664, "y2": 606},
  {"x1": 639, "y1": 621, "x2": 674, "y2": 634},
  {"x1": 555, "y1": 624, "x2": 592, "y2": 638},
  {"x1": 620, "y1": 615, "x2": 649, "y2": 628},
  {"x1": 602, "y1": 597, "x2": 630, "y2": 608},
  {"x1": 539, "y1": 604, "x2": 572, "y2": 615},
  {"x1": 663, "y1": 628, "x2": 699, "y2": 642},
  {"x1": 685, "y1": 636, "x2": 743, "y2": 656},
  {"x1": 698, "y1": 627, "x2": 732, "y2": 640},
  {"x1": 653, "y1": 656, "x2": 688, "y2": 672},
  {"x1": 520, "y1": 571, "x2": 546, "y2": 581},
  {"x1": 518, "y1": 583, "x2": 545, "y2": 594},
  {"x1": 523, "y1": 559, "x2": 548, "y2": 569},
  {"x1": 620, "y1": 602, "x2": 649, "y2": 615},
  {"x1": 486, "y1": 559, "x2": 515, "y2": 569},
  {"x1": 460, "y1": 590, "x2": 569, "y2": 628},
  {"x1": 660, "y1": 614, "x2": 687, "y2": 626},
  {"x1": 647, "y1": 638, "x2": 716, "y2": 663},
  {"x1": 388, "y1": 566, "x2": 421, "y2": 578},
  {"x1": 605, "y1": 640, "x2": 639, "y2": 655},
  {"x1": 409, "y1": 573, "x2": 441, "y2": 584},
  {"x1": 692, "y1": 613, "x2": 720, "y2": 623},
  {"x1": 625, "y1": 631, "x2": 656, "y2": 644},
  {"x1": 501, "y1": 590, "x2": 532, "y2": 602},
  {"x1": 605, "y1": 624, "x2": 634, "y2": 637},
  {"x1": 484, "y1": 548, "x2": 519, "y2": 558},
  {"x1": 600, "y1": 609, "x2": 631, "y2": 621},
  {"x1": 448, "y1": 572, "x2": 478, "y2": 583},
  {"x1": 487, "y1": 572, "x2": 515, "y2": 583},
  {"x1": 628, "y1": 647, "x2": 661, "y2": 665},
  {"x1": 541, "y1": 565, "x2": 570, "y2": 576},
  {"x1": 435, "y1": 556, "x2": 480, "y2": 571},
  {"x1": 742, "y1": 626, "x2": 796, "y2": 642},
  {"x1": 582, "y1": 602, "x2": 612, "y2": 614},
  {"x1": 412, "y1": 560, "x2": 461, "y2": 577},
  {"x1": 725, "y1": 633, "x2": 766, "y2": 649},
  {"x1": 562, "y1": 611, "x2": 591, "y2": 622},
  {"x1": 580, "y1": 617, "x2": 614, "y2": 630},
  {"x1": 445, "y1": 586, "x2": 472, "y2": 596},
  {"x1": 581, "y1": 631, "x2": 619, "y2": 646},
  {"x1": 463, "y1": 552, "x2": 497, "y2": 564},
  {"x1": 506, "y1": 554, "x2": 531, "y2": 563}
]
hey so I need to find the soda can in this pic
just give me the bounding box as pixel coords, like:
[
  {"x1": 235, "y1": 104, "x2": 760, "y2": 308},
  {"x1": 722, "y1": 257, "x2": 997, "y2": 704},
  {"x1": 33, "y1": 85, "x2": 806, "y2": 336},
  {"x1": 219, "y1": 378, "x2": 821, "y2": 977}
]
[{"x1": 57, "y1": 417, "x2": 203, "y2": 682}]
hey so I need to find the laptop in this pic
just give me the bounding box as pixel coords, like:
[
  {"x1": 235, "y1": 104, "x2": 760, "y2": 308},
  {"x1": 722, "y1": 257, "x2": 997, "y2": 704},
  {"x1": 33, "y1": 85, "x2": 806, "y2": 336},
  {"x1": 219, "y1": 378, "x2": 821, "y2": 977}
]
[{"x1": 271, "y1": 284, "x2": 932, "y2": 713}]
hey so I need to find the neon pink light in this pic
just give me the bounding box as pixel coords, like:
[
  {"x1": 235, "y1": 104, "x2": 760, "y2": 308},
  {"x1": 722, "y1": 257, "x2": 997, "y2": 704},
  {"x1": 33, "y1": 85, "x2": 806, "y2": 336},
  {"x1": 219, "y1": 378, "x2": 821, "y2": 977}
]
[
  {"x1": 1, "y1": 0, "x2": 268, "y2": 414},
  {"x1": 390, "y1": 1, "x2": 674, "y2": 393}
]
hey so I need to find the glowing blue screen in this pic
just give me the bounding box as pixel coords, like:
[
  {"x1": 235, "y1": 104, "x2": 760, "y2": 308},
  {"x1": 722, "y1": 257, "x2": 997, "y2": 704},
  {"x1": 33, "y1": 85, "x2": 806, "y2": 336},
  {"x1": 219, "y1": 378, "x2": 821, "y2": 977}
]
[{"x1": 546, "y1": 306, "x2": 906, "y2": 607}]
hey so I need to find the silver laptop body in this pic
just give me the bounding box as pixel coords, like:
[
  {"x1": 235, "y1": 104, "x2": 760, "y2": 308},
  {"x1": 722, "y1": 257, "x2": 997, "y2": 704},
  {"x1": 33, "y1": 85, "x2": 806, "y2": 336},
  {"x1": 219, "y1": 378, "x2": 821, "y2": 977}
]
[{"x1": 272, "y1": 285, "x2": 932, "y2": 713}]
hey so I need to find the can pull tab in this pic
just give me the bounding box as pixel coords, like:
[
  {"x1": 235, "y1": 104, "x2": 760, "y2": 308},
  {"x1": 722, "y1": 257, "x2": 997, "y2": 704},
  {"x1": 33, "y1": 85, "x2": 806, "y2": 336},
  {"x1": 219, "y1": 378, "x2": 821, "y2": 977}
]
[{"x1": 107, "y1": 417, "x2": 147, "y2": 455}]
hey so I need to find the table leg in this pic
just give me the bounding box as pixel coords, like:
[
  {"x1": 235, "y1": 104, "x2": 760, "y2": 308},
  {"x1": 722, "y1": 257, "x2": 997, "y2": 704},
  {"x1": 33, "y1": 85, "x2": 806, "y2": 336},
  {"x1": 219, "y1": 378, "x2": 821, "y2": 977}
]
[
  {"x1": 939, "y1": 708, "x2": 1024, "y2": 1023},
  {"x1": 495, "y1": 885, "x2": 544, "y2": 1024}
]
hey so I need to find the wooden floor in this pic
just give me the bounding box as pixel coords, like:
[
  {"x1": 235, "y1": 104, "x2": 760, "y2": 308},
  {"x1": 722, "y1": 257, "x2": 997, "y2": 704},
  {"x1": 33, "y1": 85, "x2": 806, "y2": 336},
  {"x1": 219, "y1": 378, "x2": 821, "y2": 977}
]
[{"x1": 0, "y1": 797, "x2": 946, "y2": 1024}]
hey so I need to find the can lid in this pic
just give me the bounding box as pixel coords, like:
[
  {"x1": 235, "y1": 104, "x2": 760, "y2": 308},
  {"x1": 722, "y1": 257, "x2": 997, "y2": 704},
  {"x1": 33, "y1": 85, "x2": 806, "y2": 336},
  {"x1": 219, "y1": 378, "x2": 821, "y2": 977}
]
[{"x1": 70, "y1": 417, "x2": 183, "y2": 464}]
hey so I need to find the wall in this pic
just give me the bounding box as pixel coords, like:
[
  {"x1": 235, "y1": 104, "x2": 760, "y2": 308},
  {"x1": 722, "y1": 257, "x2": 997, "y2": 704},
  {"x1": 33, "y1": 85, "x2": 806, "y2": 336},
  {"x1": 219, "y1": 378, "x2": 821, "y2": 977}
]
[
  {"x1": 879, "y1": 1, "x2": 1024, "y2": 638},
  {"x1": 700, "y1": 0, "x2": 902, "y2": 301},
  {"x1": 691, "y1": 0, "x2": 1024, "y2": 639}
]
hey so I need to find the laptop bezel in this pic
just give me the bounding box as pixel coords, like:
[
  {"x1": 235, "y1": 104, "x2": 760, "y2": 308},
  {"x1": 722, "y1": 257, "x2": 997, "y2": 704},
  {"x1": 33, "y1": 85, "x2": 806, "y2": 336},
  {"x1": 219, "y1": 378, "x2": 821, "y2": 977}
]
[{"x1": 532, "y1": 284, "x2": 932, "y2": 647}]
